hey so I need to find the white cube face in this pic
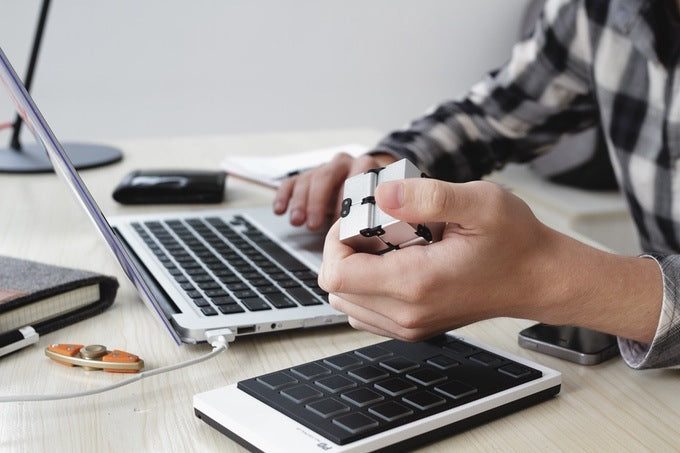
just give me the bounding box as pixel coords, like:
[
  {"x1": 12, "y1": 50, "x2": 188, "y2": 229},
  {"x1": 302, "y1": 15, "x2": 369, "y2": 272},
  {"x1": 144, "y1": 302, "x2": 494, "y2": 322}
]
[{"x1": 339, "y1": 159, "x2": 443, "y2": 254}]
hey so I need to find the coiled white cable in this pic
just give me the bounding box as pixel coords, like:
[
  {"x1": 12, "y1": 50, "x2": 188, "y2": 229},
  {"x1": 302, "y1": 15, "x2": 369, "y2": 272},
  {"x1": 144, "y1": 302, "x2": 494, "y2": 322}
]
[{"x1": 0, "y1": 330, "x2": 233, "y2": 403}]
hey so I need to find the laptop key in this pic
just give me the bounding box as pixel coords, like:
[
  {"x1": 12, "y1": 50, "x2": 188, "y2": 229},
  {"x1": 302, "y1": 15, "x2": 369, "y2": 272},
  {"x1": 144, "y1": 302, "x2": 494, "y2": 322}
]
[
  {"x1": 265, "y1": 293, "x2": 297, "y2": 309},
  {"x1": 241, "y1": 297, "x2": 271, "y2": 311},
  {"x1": 286, "y1": 287, "x2": 322, "y2": 306},
  {"x1": 233, "y1": 289, "x2": 257, "y2": 299},
  {"x1": 257, "y1": 285, "x2": 281, "y2": 294},
  {"x1": 192, "y1": 298, "x2": 210, "y2": 308},
  {"x1": 218, "y1": 304, "x2": 245, "y2": 314},
  {"x1": 200, "y1": 306, "x2": 218, "y2": 316},
  {"x1": 211, "y1": 296, "x2": 237, "y2": 306}
]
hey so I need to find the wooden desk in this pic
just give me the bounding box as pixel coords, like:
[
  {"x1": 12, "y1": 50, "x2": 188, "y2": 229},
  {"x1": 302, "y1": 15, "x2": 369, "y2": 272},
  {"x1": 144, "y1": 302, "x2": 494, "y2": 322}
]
[{"x1": 0, "y1": 129, "x2": 677, "y2": 452}]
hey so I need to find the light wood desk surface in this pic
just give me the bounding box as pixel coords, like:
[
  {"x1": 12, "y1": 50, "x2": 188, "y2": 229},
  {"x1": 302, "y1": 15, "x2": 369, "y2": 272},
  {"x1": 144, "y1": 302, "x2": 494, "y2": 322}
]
[{"x1": 0, "y1": 129, "x2": 678, "y2": 452}]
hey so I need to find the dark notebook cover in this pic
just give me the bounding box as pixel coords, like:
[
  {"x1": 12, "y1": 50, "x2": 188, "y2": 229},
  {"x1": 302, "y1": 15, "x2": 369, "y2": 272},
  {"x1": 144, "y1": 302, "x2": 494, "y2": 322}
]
[{"x1": 0, "y1": 256, "x2": 118, "y2": 335}]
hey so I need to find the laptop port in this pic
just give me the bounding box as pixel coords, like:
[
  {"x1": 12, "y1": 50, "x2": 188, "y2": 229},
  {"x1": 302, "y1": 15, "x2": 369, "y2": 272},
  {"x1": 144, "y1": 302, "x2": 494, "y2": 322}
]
[{"x1": 237, "y1": 325, "x2": 256, "y2": 335}]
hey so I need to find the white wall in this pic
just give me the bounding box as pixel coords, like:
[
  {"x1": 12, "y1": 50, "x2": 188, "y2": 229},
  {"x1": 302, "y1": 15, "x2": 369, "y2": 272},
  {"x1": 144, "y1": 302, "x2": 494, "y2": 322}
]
[{"x1": 0, "y1": 0, "x2": 528, "y2": 143}]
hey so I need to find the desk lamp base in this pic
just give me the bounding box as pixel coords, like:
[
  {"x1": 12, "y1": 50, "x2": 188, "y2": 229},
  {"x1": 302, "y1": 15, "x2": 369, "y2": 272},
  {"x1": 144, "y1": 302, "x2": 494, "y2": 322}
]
[{"x1": 0, "y1": 143, "x2": 122, "y2": 173}]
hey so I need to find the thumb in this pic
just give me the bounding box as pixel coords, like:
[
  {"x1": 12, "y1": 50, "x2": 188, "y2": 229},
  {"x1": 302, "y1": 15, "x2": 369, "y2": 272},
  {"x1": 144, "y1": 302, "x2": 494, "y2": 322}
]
[{"x1": 374, "y1": 178, "x2": 489, "y2": 225}]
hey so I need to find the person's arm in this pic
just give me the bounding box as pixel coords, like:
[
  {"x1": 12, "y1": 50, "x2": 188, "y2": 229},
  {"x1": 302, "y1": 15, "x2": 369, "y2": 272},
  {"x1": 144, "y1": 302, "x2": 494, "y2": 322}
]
[
  {"x1": 375, "y1": 0, "x2": 597, "y2": 182},
  {"x1": 318, "y1": 178, "x2": 666, "y2": 363},
  {"x1": 273, "y1": 0, "x2": 596, "y2": 228}
]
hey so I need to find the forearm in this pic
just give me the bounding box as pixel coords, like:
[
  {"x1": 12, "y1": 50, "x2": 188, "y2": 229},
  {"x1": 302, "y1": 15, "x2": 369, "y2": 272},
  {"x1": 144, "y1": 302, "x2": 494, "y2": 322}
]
[{"x1": 528, "y1": 226, "x2": 662, "y2": 344}]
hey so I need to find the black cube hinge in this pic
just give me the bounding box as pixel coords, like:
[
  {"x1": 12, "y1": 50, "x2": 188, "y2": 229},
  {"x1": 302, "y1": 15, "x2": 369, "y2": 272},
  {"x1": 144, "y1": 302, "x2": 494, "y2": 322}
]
[
  {"x1": 340, "y1": 198, "x2": 352, "y2": 218},
  {"x1": 415, "y1": 224, "x2": 433, "y2": 242},
  {"x1": 360, "y1": 225, "x2": 385, "y2": 238},
  {"x1": 366, "y1": 167, "x2": 385, "y2": 175}
]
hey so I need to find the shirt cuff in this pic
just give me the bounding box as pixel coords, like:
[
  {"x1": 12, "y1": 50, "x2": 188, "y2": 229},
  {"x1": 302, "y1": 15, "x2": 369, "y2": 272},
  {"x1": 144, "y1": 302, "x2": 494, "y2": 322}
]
[{"x1": 618, "y1": 254, "x2": 679, "y2": 369}]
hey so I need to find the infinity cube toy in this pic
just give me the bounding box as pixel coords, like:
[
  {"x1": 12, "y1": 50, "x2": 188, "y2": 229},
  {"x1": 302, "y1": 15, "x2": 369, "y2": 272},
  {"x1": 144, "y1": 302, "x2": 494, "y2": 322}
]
[{"x1": 339, "y1": 158, "x2": 444, "y2": 254}]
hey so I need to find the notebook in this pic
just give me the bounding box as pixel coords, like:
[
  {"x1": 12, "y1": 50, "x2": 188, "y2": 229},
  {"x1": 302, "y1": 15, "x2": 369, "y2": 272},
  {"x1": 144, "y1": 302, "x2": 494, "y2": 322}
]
[{"x1": 0, "y1": 255, "x2": 118, "y2": 336}]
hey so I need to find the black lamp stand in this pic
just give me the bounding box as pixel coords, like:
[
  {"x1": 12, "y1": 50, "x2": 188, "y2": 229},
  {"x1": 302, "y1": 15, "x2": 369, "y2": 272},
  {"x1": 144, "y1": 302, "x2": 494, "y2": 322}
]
[{"x1": 0, "y1": 0, "x2": 122, "y2": 173}]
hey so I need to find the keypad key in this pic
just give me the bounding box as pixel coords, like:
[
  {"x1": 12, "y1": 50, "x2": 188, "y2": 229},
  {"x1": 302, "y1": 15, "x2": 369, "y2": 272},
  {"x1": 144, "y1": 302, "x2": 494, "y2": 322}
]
[
  {"x1": 280, "y1": 385, "x2": 323, "y2": 404},
  {"x1": 380, "y1": 357, "x2": 420, "y2": 373},
  {"x1": 200, "y1": 306, "x2": 218, "y2": 316},
  {"x1": 218, "y1": 304, "x2": 245, "y2": 314},
  {"x1": 306, "y1": 398, "x2": 350, "y2": 419},
  {"x1": 374, "y1": 378, "x2": 417, "y2": 397},
  {"x1": 332, "y1": 413, "x2": 379, "y2": 434},
  {"x1": 469, "y1": 352, "x2": 503, "y2": 367},
  {"x1": 257, "y1": 372, "x2": 298, "y2": 390},
  {"x1": 426, "y1": 355, "x2": 460, "y2": 370},
  {"x1": 402, "y1": 391, "x2": 446, "y2": 411},
  {"x1": 204, "y1": 289, "x2": 229, "y2": 298},
  {"x1": 434, "y1": 381, "x2": 478, "y2": 399},
  {"x1": 241, "y1": 297, "x2": 271, "y2": 311},
  {"x1": 443, "y1": 340, "x2": 479, "y2": 356},
  {"x1": 341, "y1": 388, "x2": 384, "y2": 407},
  {"x1": 369, "y1": 401, "x2": 413, "y2": 422},
  {"x1": 315, "y1": 375, "x2": 356, "y2": 393},
  {"x1": 355, "y1": 345, "x2": 393, "y2": 361},
  {"x1": 323, "y1": 354, "x2": 363, "y2": 371},
  {"x1": 186, "y1": 291, "x2": 203, "y2": 299},
  {"x1": 348, "y1": 366, "x2": 389, "y2": 383},
  {"x1": 406, "y1": 368, "x2": 447, "y2": 386},
  {"x1": 498, "y1": 364, "x2": 532, "y2": 379},
  {"x1": 291, "y1": 363, "x2": 331, "y2": 380}
]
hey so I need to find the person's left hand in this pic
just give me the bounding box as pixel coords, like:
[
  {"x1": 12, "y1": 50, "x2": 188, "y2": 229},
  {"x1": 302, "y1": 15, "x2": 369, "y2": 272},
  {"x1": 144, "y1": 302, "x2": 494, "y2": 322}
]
[{"x1": 318, "y1": 177, "x2": 560, "y2": 341}]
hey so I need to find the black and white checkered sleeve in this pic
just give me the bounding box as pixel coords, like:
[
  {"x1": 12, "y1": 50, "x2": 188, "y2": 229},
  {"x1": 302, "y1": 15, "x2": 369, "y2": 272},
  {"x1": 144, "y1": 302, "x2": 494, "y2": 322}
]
[
  {"x1": 618, "y1": 255, "x2": 680, "y2": 369},
  {"x1": 374, "y1": 0, "x2": 597, "y2": 182}
]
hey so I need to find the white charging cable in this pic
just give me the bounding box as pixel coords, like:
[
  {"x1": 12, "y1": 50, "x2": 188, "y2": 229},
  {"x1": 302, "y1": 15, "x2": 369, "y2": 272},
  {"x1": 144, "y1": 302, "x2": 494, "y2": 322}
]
[{"x1": 0, "y1": 328, "x2": 234, "y2": 403}]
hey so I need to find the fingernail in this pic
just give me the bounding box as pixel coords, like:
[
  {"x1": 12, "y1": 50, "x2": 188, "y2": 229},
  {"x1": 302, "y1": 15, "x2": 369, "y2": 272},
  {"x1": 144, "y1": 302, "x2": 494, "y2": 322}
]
[
  {"x1": 307, "y1": 213, "x2": 320, "y2": 229},
  {"x1": 378, "y1": 182, "x2": 404, "y2": 209},
  {"x1": 291, "y1": 209, "x2": 305, "y2": 224},
  {"x1": 273, "y1": 201, "x2": 284, "y2": 213}
]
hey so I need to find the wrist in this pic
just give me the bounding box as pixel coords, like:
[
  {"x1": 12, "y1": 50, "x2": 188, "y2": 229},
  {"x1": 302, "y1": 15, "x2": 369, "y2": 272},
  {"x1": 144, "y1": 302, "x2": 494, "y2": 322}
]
[{"x1": 526, "y1": 228, "x2": 662, "y2": 344}]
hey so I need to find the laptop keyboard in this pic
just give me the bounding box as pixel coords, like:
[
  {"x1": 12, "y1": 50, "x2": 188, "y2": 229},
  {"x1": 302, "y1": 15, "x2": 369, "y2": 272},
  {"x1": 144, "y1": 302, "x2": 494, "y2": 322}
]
[
  {"x1": 130, "y1": 215, "x2": 328, "y2": 316},
  {"x1": 237, "y1": 335, "x2": 544, "y2": 445}
]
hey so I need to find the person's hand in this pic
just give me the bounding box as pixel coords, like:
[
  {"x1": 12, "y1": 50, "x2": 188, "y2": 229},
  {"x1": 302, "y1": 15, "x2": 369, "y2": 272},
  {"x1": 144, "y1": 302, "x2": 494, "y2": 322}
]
[
  {"x1": 318, "y1": 177, "x2": 559, "y2": 341},
  {"x1": 273, "y1": 152, "x2": 397, "y2": 230}
]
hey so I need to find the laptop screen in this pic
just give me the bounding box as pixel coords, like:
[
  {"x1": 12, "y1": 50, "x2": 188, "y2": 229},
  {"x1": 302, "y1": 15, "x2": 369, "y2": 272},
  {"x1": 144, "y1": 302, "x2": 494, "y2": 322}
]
[{"x1": 0, "y1": 47, "x2": 182, "y2": 344}]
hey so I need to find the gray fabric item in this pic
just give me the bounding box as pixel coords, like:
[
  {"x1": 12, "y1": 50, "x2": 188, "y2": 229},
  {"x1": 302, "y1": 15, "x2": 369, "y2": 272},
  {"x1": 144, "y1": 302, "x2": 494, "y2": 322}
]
[{"x1": 0, "y1": 255, "x2": 118, "y2": 334}]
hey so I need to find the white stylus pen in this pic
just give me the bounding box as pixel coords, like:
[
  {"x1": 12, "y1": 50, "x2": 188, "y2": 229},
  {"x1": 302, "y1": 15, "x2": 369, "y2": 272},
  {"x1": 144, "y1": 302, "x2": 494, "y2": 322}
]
[{"x1": 0, "y1": 326, "x2": 39, "y2": 357}]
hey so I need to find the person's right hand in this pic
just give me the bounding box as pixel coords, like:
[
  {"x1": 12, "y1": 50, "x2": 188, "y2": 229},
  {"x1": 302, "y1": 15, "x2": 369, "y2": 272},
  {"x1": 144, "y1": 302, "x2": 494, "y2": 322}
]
[{"x1": 273, "y1": 152, "x2": 398, "y2": 230}]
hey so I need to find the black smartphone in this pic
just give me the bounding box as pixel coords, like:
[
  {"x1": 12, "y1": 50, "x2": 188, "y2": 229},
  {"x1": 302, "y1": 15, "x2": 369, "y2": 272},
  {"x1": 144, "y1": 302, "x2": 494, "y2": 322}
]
[{"x1": 518, "y1": 323, "x2": 619, "y2": 365}]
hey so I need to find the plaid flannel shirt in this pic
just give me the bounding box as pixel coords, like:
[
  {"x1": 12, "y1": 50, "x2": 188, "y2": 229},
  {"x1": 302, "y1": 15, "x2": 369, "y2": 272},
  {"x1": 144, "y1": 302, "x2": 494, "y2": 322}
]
[{"x1": 374, "y1": 0, "x2": 680, "y2": 369}]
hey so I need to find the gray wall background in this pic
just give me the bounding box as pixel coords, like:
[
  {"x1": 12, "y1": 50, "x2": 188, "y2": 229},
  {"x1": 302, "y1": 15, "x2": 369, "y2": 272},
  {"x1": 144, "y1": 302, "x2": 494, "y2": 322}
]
[{"x1": 0, "y1": 0, "x2": 528, "y2": 143}]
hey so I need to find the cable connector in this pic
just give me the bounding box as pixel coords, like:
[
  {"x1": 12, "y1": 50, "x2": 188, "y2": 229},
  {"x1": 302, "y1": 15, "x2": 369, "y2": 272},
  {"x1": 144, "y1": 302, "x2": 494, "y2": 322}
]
[{"x1": 205, "y1": 328, "x2": 235, "y2": 350}]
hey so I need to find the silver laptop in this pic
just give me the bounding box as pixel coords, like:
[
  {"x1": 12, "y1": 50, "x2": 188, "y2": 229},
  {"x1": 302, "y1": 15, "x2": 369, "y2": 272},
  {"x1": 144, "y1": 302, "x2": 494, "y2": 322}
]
[{"x1": 0, "y1": 47, "x2": 346, "y2": 346}]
